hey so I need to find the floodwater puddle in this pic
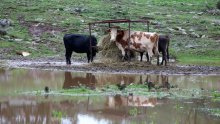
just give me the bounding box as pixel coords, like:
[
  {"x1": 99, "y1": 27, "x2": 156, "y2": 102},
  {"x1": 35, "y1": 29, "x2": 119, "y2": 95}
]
[{"x1": 0, "y1": 68, "x2": 220, "y2": 123}]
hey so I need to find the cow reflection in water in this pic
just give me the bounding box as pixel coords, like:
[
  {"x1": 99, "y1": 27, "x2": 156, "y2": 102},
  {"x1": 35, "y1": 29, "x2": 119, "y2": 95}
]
[
  {"x1": 107, "y1": 95, "x2": 157, "y2": 108},
  {"x1": 113, "y1": 75, "x2": 172, "y2": 91},
  {"x1": 0, "y1": 100, "x2": 51, "y2": 124},
  {"x1": 113, "y1": 75, "x2": 136, "y2": 90},
  {"x1": 159, "y1": 75, "x2": 170, "y2": 89},
  {"x1": 141, "y1": 75, "x2": 174, "y2": 90},
  {"x1": 63, "y1": 72, "x2": 97, "y2": 89}
]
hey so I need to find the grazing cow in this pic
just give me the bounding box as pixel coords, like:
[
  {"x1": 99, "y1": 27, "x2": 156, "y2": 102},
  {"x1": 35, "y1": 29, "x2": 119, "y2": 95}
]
[
  {"x1": 63, "y1": 34, "x2": 98, "y2": 65},
  {"x1": 140, "y1": 35, "x2": 170, "y2": 66},
  {"x1": 109, "y1": 27, "x2": 159, "y2": 65}
]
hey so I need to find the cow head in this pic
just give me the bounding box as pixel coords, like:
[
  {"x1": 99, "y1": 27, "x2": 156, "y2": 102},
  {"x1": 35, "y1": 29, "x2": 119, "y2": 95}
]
[
  {"x1": 109, "y1": 27, "x2": 118, "y2": 42},
  {"x1": 92, "y1": 46, "x2": 100, "y2": 52},
  {"x1": 108, "y1": 26, "x2": 122, "y2": 42}
]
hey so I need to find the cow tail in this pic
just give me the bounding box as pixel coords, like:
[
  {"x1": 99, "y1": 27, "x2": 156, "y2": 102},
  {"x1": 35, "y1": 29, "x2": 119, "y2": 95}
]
[{"x1": 63, "y1": 35, "x2": 67, "y2": 48}]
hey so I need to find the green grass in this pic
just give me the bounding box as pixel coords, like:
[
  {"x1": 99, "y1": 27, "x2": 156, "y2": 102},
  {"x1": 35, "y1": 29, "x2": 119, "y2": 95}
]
[
  {"x1": 212, "y1": 91, "x2": 220, "y2": 101},
  {"x1": 0, "y1": 0, "x2": 219, "y2": 66},
  {"x1": 52, "y1": 110, "x2": 66, "y2": 123},
  {"x1": 177, "y1": 55, "x2": 220, "y2": 66},
  {"x1": 129, "y1": 108, "x2": 138, "y2": 116},
  {"x1": 173, "y1": 48, "x2": 220, "y2": 66},
  {"x1": 17, "y1": 83, "x2": 208, "y2": 99},
  {"x1": 61, "y1": 87, "x2": 95, "y2": 94},
  {"x1": 201, "y1": 108, "x2": 220, "y2": 117}
]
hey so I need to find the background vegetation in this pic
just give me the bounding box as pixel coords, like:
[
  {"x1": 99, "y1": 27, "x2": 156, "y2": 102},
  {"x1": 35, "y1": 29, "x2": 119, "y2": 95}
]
[{"x1": 0, "y1": 0, "x2": 220, "y2": 65}]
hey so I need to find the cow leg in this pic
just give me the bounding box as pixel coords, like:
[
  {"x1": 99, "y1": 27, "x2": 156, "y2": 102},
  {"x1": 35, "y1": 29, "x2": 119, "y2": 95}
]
[
  {"x1": 91, "y1": 55, "x2": 93, "y2": 62},
  {"x1": 157, "y1": 54, "x2": 159, "y2": 66},
  {"x1": 65, "y1": 50, "x2": 72, "y2": 65},
  {"x1": 121, "y1": 50, "x2": 126, "y2": 61},
  {"x1": 118, "y1": 48, "x2": 126, "y2": 61},
  {"x1": 167, "y1": 47, "x2": 169, "y2": 62},
  {"x1": 147, "y1": 49, "x2": 153, "y2": 64},
  {"x1": 140, "y1": 52, "x2": 143, "y2": 61},
  {"x1": 154, "y1": 49, "x2": 160, "y2": 66},
  {"x1": 161, "y1": 50, "x2": 167, "y2": 66},
  {"x1": 115, "y1": 43, "x2": 126, "y2": 61},
  {"x1": 126, "y1": 49, "x2": 135, "y2": 61},
  {"x1": 146, "y1": 52, "x2": 150, "y2": 62},
  {"x1": 124, "y1": 50, "x2": 129, "y2": 61},
  {"x1": 160, "y1": 50, "x2": 164, "y2": 65},
  {"x1": 161, "y1": 58, "x2": 164, "y2": 65},
  {"x1": 87, "y1": 53, "x2": 91, "y2": 63},
  {"x1": 164, "y1": 51, "x2": 168, "y2": 66}
]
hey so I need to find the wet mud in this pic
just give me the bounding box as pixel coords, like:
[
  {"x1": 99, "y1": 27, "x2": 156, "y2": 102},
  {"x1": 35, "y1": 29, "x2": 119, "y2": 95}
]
[{"x1": 1, "y1": 59, "x2": 220, "y2": 75}]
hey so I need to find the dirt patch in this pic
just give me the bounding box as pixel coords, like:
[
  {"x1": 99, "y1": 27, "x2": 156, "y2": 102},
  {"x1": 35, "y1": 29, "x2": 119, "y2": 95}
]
[
  {"x1": 1, "y1": 58, "x2": 220, "y2": 75},
  {"x1": 27, "y1": 22, "x2": 62, "y2": 38},
  {"x1": 18, "y1": 16, "x2": 62, "y2": 38}
]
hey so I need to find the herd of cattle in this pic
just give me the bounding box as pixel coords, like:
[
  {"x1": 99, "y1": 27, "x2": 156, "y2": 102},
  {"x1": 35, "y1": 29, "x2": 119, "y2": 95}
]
[{"x1": 63, "y1": 27, "x2": 170, "y2": 66}]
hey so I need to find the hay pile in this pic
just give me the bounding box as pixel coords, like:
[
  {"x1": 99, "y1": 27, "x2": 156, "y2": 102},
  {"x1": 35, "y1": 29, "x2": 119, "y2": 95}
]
[
  {"x1": 97, "y1": 34, "x2": 136, "y2": 63},
  {"x1": 97, "y1": 34, "x2": 122, "y2": 62}
]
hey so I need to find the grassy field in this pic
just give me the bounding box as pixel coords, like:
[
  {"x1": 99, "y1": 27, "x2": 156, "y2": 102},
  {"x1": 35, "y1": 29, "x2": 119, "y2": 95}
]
[{"x1": 0, "y1": 0, "x2": 220, "y2": 65}]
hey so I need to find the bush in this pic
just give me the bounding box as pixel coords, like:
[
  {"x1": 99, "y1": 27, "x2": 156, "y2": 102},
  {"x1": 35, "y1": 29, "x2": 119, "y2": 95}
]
[{"x1": 217, "y1": 1, "x2": 220, "y2": 10}]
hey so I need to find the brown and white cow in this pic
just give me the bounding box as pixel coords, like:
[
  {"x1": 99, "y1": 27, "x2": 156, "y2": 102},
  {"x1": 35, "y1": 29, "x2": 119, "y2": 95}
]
[
  {"x1": 109, "y1": 27, "x2": 159, "y2": 65},
  {"x1": 140, "y1": 35, "x2": 170, "y2": 66}
]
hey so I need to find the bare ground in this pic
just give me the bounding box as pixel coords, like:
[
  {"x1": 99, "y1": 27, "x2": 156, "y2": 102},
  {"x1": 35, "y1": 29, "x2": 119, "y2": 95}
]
[{"x1": 1, "y1": 57, "x2": 220, "y2": 75}]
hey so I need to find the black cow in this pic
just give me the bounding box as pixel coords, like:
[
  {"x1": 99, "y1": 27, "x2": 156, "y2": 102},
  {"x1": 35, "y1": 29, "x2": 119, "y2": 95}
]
[
  {"x1": 140, "y1": 35, "x2": 170, "y2": 66},
  {"x1": 63, "y1": 34, "x2": 98, "y2": 65}
]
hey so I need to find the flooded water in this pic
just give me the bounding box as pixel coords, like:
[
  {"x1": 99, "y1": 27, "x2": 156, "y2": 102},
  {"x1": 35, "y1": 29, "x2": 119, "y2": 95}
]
[{"x1": 0, "y1": 68, "x2": 220, "y2": 124}]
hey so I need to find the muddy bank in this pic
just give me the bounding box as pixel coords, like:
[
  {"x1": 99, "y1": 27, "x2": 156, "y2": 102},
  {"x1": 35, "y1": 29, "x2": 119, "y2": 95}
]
[{"x1": 1, "y1": 58, "x2": 220, "y2": 75}]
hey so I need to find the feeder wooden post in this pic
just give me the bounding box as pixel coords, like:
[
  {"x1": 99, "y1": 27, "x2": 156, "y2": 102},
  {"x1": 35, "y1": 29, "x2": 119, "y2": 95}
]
[
  {"x1": 89, "y1": 23, "x2": 92, "y2": 62},
  {"x1": 147, "y1": 21, "x2": 150, "y2": 32}
]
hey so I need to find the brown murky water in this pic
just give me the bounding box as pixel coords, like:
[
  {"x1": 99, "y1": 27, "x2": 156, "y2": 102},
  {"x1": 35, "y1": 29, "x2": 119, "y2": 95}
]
[{"x1": 0, "y1": 68, "x2": 220, "y2": 124}]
